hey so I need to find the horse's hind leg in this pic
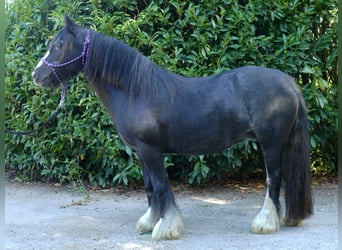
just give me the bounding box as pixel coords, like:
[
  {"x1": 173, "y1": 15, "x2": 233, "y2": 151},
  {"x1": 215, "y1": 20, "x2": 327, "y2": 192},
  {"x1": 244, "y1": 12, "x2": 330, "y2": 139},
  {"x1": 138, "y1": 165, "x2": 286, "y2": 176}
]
[
  {"x1": 251, "y1": 143, "x2": 284, "y2": 234},
  {"x1": 135, "y1": 145, "x2": 183, "y2": 240}
]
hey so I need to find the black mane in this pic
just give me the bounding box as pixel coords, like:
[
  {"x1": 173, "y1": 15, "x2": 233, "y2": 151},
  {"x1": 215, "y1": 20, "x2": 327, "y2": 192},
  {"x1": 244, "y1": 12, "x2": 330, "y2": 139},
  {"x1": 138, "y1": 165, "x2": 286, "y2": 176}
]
[{"x1": 84, "y1": 30, "x2": 178, "y2": 99}]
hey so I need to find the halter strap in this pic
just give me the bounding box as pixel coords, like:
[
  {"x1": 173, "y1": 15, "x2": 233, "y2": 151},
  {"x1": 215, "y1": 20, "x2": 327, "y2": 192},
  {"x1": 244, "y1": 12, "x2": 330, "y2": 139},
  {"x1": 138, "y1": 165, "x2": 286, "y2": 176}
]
[{"x1": 41, "y1": 30, "x2": 90, "y2": 83}]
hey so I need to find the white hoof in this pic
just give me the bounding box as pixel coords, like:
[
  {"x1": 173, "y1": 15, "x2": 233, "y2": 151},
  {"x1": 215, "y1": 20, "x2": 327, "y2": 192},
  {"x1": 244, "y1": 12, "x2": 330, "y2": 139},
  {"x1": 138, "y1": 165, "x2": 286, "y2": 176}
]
[
  {"x1": 251, "y1": 196, "x2": 280, "y2": 234},
  {"x1": 152, "y1": 206, "x2": 183, "y2": 240},
  {"x1": 136, "y1": 207, "x2": 157, "y2": 233}
]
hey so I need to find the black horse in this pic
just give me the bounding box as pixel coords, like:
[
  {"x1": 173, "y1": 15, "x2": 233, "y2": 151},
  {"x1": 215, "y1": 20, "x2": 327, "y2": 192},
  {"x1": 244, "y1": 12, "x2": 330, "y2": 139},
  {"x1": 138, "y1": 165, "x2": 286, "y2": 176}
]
[{"x1": 32, "y1": 16, "x2": 313, "y2": 240}]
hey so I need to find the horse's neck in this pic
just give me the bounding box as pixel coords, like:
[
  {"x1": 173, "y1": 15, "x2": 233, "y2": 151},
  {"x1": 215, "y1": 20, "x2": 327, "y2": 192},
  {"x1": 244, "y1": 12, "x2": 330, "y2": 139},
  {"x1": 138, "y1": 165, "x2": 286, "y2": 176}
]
[
  {"x1": 85, "y1": 31, "x2": 139, "y2": 88},
  {"x1": 86, "y1": 30, "x2": 180, "y2": 104},
  {"x1": 90, "y1": 81, "x2": 127, "y2": 121}
]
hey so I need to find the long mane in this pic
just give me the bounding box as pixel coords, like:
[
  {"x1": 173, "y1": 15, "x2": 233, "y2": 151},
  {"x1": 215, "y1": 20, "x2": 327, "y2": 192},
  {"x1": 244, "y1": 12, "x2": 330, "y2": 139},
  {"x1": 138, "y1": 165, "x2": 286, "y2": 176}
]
[{"x1": 83, "y1": 30, "x2": 179, "y2": 99}]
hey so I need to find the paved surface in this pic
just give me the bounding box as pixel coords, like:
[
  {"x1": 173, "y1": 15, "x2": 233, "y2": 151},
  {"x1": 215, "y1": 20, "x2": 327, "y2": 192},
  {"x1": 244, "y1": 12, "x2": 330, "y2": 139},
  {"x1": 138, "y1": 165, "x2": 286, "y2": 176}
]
[{"x1": 5, "y1": 181, "x2": 338, "y2": 250}]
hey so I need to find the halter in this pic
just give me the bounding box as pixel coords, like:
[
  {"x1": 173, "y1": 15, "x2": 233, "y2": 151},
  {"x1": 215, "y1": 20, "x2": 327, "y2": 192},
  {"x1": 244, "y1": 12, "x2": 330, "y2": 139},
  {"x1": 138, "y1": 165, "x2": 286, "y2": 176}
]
[
  {"x1": 5, "y1": 30, "x2": 91, "y2": 136},
  {"x1": 41, "y1": 30, "x2": 91, "y2": 83}
]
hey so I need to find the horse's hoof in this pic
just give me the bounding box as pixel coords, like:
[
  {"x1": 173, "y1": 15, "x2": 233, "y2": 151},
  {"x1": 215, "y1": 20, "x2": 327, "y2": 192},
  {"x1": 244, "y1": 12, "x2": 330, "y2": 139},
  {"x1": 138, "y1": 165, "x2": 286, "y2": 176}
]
[
  {"x1": 250, "y1": 196, "x2": 280, "y2": 234},
  {"x1": 283, "y1": 217, "x2": 302, "y2": 226},
  {"x1": 151, "y1": 218, "x2": 183, "y2": 240},
  {"x1": 251, "y1": 218, "x2": 280, "y2": 234},
  {"x1": 151, "y1": 206, "x2": 183, "y2": 240},
  {"x1": 136, "y1": 207, "x2": 157, "y2": 233}
]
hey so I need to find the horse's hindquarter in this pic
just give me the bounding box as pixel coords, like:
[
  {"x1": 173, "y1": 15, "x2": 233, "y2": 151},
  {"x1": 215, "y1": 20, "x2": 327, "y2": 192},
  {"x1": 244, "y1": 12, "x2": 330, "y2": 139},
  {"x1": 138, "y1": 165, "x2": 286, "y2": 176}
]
[{"x1": 236, "y1": 67, "x2": 299, "y2": 130}]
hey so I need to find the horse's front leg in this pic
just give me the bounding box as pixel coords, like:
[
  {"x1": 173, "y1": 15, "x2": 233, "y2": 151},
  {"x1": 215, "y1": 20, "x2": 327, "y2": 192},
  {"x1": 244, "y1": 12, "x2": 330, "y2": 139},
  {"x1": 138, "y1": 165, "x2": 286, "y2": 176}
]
[
  {"x1": 135, "y1": 146, "x2": 183, "y2": 240},
  {"x1": 136, "y1": 163, "x2": 158, "y2": 233}
]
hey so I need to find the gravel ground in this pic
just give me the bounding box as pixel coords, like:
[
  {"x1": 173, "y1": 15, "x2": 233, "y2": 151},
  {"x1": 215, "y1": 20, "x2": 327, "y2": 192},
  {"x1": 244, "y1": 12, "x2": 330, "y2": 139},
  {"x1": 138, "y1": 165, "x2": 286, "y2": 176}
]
[{"x1": 5, "y1": 180, "x2": 338, "y2": 250}]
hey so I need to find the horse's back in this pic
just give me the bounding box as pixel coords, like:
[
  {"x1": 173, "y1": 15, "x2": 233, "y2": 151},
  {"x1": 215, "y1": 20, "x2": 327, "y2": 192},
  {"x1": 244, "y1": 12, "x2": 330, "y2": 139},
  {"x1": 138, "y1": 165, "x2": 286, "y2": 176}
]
[{"x1": 229, "y1": 66, "x2": 297, "y2": 94}]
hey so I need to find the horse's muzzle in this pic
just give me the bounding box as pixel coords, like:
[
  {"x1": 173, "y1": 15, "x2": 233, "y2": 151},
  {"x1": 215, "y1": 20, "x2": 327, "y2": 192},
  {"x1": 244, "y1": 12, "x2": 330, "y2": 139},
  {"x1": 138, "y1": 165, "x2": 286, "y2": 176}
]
[
  {"x1": 31, "y1": 70, "x2": 42, "y2": 86},
  {"x1": 31, "y1": 71, "x2": 37, "y2": 80}
]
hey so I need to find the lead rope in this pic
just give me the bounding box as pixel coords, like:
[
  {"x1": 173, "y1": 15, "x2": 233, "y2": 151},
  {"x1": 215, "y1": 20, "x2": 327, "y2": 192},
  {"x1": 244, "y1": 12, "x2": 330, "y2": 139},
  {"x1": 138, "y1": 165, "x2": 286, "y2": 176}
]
[{"x1": 5, "y1": 83, "x2": 67, "y2": 135}]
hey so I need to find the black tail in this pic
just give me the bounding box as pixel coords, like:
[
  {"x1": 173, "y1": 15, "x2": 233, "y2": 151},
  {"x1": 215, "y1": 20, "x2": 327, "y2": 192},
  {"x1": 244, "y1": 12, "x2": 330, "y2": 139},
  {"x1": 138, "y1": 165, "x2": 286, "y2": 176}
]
[{"x1": 282, "y1": 91, "x2": 313, "y2": 225}]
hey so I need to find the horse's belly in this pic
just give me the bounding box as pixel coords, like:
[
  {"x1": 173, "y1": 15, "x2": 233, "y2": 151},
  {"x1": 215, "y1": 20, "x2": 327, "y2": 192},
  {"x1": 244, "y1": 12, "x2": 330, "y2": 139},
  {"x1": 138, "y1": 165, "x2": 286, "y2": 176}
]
[{"x1": 165, "y1": 122, "x2": 252, "y2": 155}]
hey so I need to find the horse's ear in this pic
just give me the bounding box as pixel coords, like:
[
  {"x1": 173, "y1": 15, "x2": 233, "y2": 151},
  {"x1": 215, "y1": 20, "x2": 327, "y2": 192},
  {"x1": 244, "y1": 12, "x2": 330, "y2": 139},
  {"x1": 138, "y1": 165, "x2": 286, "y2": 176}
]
[{"x1": 64, "y1": 15, "x2": 78, "y2": 33}]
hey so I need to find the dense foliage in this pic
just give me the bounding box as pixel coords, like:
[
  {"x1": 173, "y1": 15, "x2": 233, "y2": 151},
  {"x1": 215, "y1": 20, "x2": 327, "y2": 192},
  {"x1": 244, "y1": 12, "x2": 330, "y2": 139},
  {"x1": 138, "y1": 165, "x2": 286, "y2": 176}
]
[{"x1": 5, "y1": 0, "x2": 337, "y2": 186}]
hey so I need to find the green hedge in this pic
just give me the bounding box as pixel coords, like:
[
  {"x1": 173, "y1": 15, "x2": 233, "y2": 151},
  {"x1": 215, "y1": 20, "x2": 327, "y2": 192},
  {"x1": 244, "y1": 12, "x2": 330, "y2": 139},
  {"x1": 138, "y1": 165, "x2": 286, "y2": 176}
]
[{"x1": 5, "y1": 0, "x2": 337, "y2": 186}]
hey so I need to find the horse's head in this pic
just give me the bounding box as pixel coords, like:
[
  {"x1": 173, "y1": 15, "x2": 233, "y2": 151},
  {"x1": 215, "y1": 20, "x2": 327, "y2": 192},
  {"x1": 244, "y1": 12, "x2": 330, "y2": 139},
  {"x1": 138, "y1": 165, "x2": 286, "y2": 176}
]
[{"x1": 32, "y1": 16, "x2": 89, "y2": 89}]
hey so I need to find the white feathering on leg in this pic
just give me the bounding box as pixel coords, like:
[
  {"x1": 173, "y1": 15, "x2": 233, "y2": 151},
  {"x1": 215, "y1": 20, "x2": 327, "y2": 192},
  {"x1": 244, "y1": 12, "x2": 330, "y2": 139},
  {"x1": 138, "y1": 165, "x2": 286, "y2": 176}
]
[
  {"x1": 250, "y1": 192, "x2": 280, "y2": 234},
  {"x1": 136, "y1": 207, "x2": 157, "y2": 233},
  {"x1": 152, "y1": 205, "x2": 183, "y2": 240}
]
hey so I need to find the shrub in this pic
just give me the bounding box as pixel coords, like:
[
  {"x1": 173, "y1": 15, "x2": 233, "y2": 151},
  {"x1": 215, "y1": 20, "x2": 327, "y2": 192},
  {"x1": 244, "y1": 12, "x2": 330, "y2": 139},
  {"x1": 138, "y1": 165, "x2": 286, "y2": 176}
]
[{"x1": 5, "y1": 0, "x2": 337, "y2": 186}]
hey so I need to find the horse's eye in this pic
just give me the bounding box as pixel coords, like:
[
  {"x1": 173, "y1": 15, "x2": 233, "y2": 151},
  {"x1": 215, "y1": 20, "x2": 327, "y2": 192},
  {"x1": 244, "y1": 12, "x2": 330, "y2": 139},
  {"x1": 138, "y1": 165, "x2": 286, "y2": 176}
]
[{"x1": 55, "y1": 41, "x2": 63, "y2": 50}]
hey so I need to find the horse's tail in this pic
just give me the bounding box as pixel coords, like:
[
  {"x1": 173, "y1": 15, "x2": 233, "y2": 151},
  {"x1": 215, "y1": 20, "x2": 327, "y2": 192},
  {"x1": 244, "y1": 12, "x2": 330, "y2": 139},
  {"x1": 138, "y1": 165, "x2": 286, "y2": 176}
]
[{"x1": 282, "y1": 89, "x2": 313, "y2": 225}]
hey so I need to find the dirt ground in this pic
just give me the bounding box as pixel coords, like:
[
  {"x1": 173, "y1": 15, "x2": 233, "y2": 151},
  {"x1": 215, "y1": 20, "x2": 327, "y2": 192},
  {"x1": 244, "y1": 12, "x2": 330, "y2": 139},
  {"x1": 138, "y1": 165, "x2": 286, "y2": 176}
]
[{"x1": 5, "y1": 179, "x2": 338, "y2": 250}]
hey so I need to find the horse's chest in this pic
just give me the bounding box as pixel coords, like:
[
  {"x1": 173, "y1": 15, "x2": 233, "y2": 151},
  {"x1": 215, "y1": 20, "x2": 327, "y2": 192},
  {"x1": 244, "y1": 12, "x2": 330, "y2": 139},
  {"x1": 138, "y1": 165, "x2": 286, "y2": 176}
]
[{"x1": 115, "y1": 107, "x2": 164, "y2": 148}]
